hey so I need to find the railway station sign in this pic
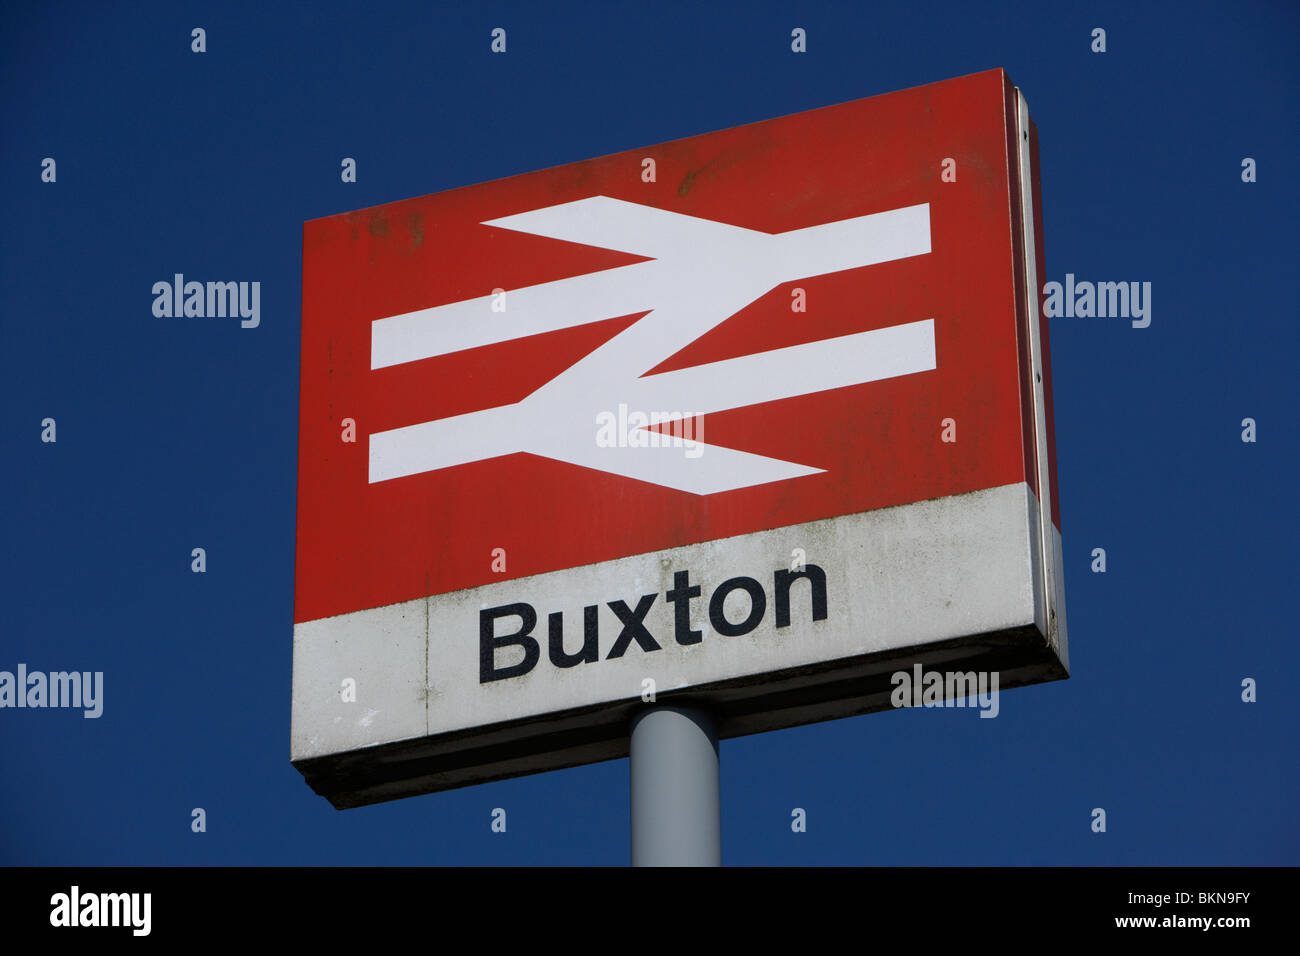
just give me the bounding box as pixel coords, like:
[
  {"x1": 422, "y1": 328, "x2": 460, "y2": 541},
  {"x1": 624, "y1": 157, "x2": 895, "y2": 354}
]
[{"x1": 292, "y1": 67, "x2": 1067, "y2": 808}]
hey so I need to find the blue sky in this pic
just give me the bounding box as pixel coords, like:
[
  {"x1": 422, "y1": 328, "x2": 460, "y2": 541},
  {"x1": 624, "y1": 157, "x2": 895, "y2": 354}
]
[{"x1": 2, "y1": 0, "x2": 1296, "y2": 865}]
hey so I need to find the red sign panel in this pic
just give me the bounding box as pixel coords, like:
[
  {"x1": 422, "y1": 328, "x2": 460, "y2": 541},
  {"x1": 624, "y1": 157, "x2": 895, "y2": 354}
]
[{"x1": 297, "y1": 67, "x2": 1058, "y2": 626}]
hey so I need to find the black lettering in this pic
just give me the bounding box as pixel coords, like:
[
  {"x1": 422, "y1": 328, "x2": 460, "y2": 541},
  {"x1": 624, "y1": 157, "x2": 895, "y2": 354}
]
[
  {"x1": 548, "y1": 606, "x2": 600, "y2": 668},
  {"x1": 666, "y1": 570, "x2": 702, "y2": 646},
  {"x1": 709, "y1": 576, "x2": 766, "y2": 637},
  {"x1": 774, "y1": 564, "x2": 828, "y2": 627},
  {"x1": 605, "y1": 594, "x2": 661, "y2": 658},
  {"x1": 479, "y1": 603, "x2": 540, "y2": 683}
]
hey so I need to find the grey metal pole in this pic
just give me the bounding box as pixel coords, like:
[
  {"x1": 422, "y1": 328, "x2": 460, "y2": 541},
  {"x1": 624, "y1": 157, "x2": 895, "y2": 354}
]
[{"x1": 630, "y1": 704, "x2": 720, "y2": 866}]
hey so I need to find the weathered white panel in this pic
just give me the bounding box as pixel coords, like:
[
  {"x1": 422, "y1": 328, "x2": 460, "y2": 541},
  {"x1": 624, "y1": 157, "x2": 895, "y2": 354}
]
[
  {"x1": 291, "y1": 598, "x2": 427, "y2": 759},
  {"x1": 291, "y1": 481, "x2": 1039, "y2": 762}
]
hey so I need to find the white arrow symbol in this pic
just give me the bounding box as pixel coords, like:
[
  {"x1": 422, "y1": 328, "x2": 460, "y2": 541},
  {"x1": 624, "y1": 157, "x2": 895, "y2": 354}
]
[{"x1": 368, "y1": 196, "x2": 934, "y2": 494}]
